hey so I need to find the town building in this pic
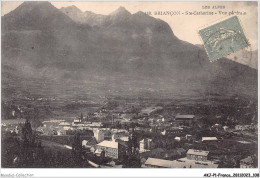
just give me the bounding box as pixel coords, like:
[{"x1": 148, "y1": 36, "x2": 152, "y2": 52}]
[
  {"x1": 94, "y1": 129, "x2": 105, "y2": 143},
  {"x1": 235, "y1": 125, "x2": 247, "y2": 131},
  {"x1": 86, "y1": 122, "x2": 103, "y2": 128},
  {"x1": 174, "y1": 137, "x2": 182, "y2": 141},
  {"x1": 63, "y1": 126, "x2": 72, "y2": 131},
  {"x1": 42, "y1": 120, "x2": 65, "y2": 124},
  {"x1": 139, "y1": 138, "x2": 154, "y2": 152},
  {"x1": 59, "y1": 122, "x2": 71, "y2": 127},
  {"x1": 211, "y1": 124, "x2": 223, "y2": 132},
  {"x1": 161, "y1": 127, "x2": 184, "y2": 136},
  {"x1": 235, "y1": 124, "x2": 256, "y2": 131},
  {"x1": 95, "y1": 140, "x2": 126, "y2": 160},
  {"x1": 240, "y1": 156, "x2": 254, "y2": 168},
  {"x1": 73, "y1": 113, "x2": 83, "y2": 125},
  {"x1": 172, "y1": 157, "x2": 218, "y2": 168},
  {"x1": 144, "y1": 157, "x2": 218, "y2": 168},
  {"x1": 36, "y1": 125, "x2": 56, "y2": 135},
  {"x1": 144, "y1": 149, "x2": 218, "y2": 168},
  {"x1": 144, "y1": 158, "x2": 175, "y2": 168},
  {"x1": 186, "y1": 149, "x2": 209, "y2": 161},
  {"x1": 2, "y1": 119, "x2": 26, "y2": 134},
  {"x1": 223, "y1": 126, "x2": 229, "y2": 131},
  {"x1": 2, "y1": 119, "x2": 26, "y2": 127},
  {"x1": 57, "y1": 129, "x2": 66, "y2": 136},
  {"x1": 120, "y1": 120, "x2": 132, "y2": 127},
  {"x1": 185, "y1": 134, "x2": 192, "y2": 141},
  {"x1": 93, "y1": 110, "x2": 107, "y2": 118},
  {"x1": 119, "y1": 113, "x2": 133, "y2": 120},
  {"x1": 58, "y1": 122, "x2": 72, "y2": 131},
  {"x1": 174, "y1": 115, "x2": 195, "y2": 126},
  {"x1": 140, "y1": 148, "x2": 185, "y2": 160},
  {"x1": 118, "y1": 136, "x2": 128, "y2": 142},
  {"x1": 202, "y1": 137, "x2": 218, "y2": 142},
  {"x1": 112, "y1": 132, "x2": 129, "y2": 141}
]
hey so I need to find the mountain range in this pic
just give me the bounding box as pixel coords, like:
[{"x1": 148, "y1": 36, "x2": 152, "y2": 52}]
[
  {"x1": 60, "y1": 5, "x2": 106, "y2": 27},
  {"x1": 1, "y1": 2, "x2": 257, "y2": 102},
  {"x1": 227, "y1": 49, "x2": 258, "y2": 70}
]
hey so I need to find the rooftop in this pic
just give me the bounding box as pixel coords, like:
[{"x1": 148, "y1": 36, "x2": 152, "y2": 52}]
[
  {"x1": 202, "y1": 137, "x2": 218, "y2": 141},
  {"x1": 240, "y1": 156, "x2": 253, "y2": 164},
  {"x1": 187, "y1": 149, "x2": 209, "y2": 156},
  {"x1": 42, "y1": 120, "x2": 65, "y2": 123},
  {"x1": 119, "y1": 136, "x2": 129, "y2": 142},
  {"x1": 145, "y1": 158, "x2": 175, "y2": 168},
  {"x1": 175, "y1": 115, "x2": 195, "y2": 119},
  {"x1": 97, "y1": 140, "x2": 118, "y2": 149},
  {"x1": 59, "y1": 122, "x2": 71, "y2": 126},
  {"x1": 74, "y1": 119, "x2": 81, "y2": 122},
  {"x1": 140, "y1": 138, "x2": 152, "y2": 143},
  {"x1": 2, "y1": 119, "x2": 26, "y2": 124},
  {"x1": 172, "y1": 157, "x2": 218, "y2": 168},
  {"x1": 144, "y1": 157, "x2": 218, "y2": 168}
]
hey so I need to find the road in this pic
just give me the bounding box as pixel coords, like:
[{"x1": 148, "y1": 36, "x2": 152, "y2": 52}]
[{"x1": 41, "y1": 140, "x2": 72, "y2": 152}]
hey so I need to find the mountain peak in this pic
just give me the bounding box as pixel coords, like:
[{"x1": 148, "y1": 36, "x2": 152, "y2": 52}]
[
  {"x1": 3, "y1": 1, "x2": 74, "y2": 31},
  {"x1": 135, "y1": 11, "x2": 146, "y2": 15},
  {"x1": 133, "y1": 11, "x2": 152, "y2": 19},
  {"x1": 110, "y1": 6, "x2": 131, "y2": 16},
  {"x1": 19, "y1": 1, "x2": 54, "y2": 9},
  {"x1": 61, "y1": 5, "x2": 82, "y2": 13},
  {"x1": 22, "y1": 1, "x2": 52, "y2": 6},
  {"x1": 117, "y1": 6, "x2": 128, "y2": 12},
  {"x1": 84, "y1": 11, "x2": 95, "y2": 15}
]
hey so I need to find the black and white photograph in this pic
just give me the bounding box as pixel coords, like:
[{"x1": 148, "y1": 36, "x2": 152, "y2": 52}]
[{"x1": 0, "y1": 1, "x2": 258, "y2": 176}]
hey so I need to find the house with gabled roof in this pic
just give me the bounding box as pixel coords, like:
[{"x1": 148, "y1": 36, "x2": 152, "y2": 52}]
[{"x1": 187, "y1": 149, "x2": 209, "y2": 162}]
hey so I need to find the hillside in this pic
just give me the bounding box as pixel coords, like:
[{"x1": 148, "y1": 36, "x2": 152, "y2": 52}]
[{"x1": 1, "y1": 2, "x2": 257, "y2": 102}]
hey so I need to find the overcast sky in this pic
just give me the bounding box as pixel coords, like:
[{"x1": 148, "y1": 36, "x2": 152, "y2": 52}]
[{"x1": 2, "y1": 1, "x2": 258, "y2": 51}]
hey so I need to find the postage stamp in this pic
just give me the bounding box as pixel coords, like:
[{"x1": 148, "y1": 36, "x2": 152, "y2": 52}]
[{"x1": 199, "y1": 16, "x2": 249, "y2": 62}]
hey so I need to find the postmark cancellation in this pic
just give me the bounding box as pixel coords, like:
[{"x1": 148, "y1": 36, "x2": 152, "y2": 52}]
[{"x1": 199, "y1": 16, "x2": 249, "y2": 62}]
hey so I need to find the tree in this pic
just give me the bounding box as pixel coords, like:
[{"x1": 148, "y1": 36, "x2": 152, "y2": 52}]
[
  {"x1": 252, "y1": 154, "x2": 258, "y2": 168},
  {"x1": 71, "y1": 133, "x2": 82, "y2": 167},
  {"x1": 123, "y1": 127, "x2": 141, "y2": 168},
  {"x1": 19, "y1": 119, "x2": 36, "y2": 167},
  {"x1": 1, "y1": 135, "x2": 21, "y2": 168},
  {"x1": 80, "y1": 113, "x2": 83, "y2": 122}
]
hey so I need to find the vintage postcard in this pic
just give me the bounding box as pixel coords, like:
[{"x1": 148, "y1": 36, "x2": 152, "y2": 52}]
[{"x1": 1, "y1": 1, "x2": 258, "y2": 177}]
